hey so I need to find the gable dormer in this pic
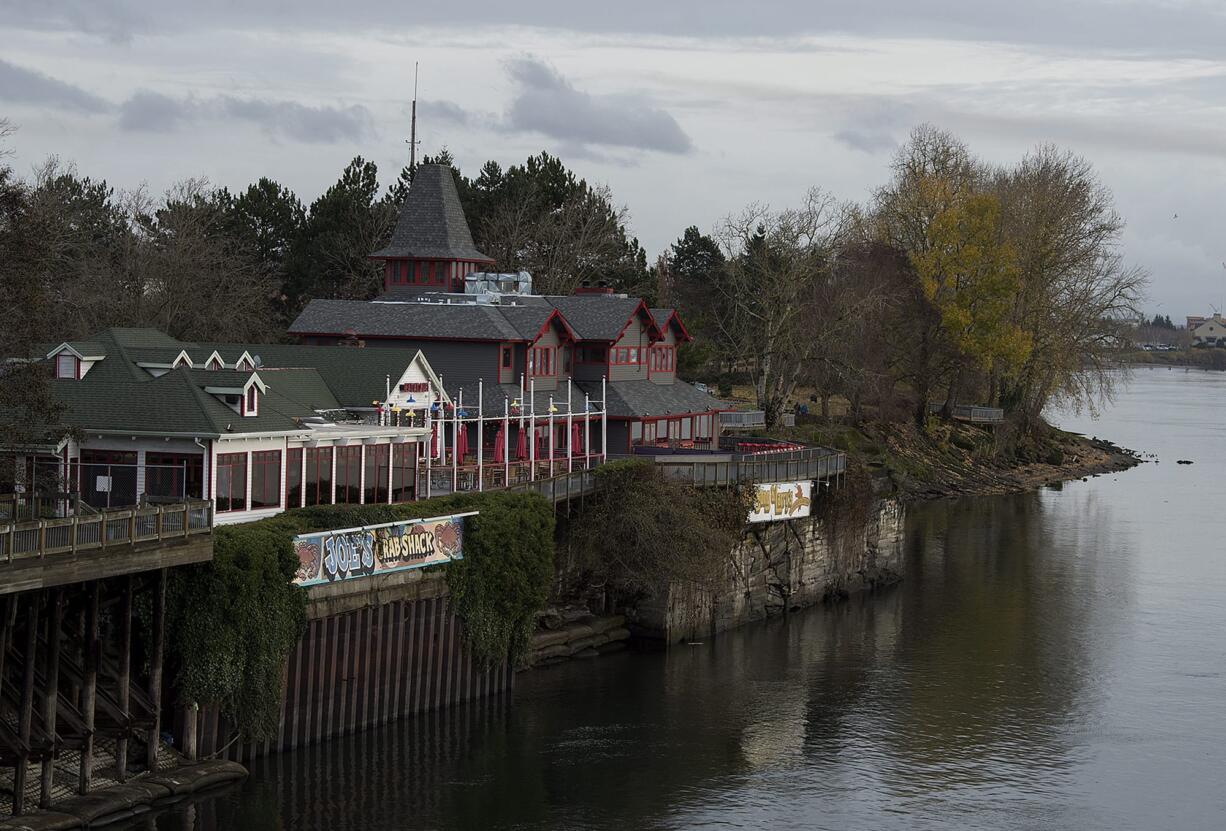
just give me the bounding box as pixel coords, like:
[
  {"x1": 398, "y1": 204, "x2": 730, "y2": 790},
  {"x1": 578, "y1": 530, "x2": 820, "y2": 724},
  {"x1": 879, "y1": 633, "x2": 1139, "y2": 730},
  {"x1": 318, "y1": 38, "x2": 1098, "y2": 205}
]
[
  {"x1": 205, "y1": 351, "x2": 225, "y2": 371},
  {"x1": 47, "y1": 343, "x2": 105, "y2": 380},
  {"x1": 235, "y1": 351, "x2": 256, "y2": 371},
  {"x1": 202, "y1": 372, "x2": 268, "y2": 417},
  {"x1": 172, "y1": 350, "x2": 194, "y2": 370}
]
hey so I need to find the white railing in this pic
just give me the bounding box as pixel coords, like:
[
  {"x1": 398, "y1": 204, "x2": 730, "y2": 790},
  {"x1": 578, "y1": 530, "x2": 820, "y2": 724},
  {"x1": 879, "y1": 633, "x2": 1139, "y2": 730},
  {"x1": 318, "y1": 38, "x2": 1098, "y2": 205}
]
[{"x1": 719, "y1": 410, "x2": 767, "y2": 429}]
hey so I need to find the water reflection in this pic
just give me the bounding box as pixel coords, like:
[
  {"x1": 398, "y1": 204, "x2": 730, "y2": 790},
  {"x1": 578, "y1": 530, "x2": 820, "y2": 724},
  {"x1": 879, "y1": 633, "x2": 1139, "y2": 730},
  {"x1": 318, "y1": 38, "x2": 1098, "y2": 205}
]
[{"x1": 137, "y1": 367, "x2": 1226, "y2": 830}]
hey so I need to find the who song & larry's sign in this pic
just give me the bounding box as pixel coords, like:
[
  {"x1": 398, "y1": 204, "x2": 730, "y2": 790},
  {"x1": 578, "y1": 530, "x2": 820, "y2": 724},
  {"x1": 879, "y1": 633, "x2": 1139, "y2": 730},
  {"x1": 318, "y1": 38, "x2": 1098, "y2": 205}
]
[
  {"x1": 749, "y1": 481, "x2": 812, "y2": 523},
  {"x1": 292, "y1": 511, "x2": 476, "y2": 586}
]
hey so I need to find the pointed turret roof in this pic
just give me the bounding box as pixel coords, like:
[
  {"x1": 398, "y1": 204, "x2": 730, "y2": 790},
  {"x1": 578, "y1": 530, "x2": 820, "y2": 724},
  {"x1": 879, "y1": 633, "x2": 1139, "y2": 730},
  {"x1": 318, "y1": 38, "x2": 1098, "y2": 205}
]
[{"x1": 371, "y1": 164, "x2": 493, "y2": 261}]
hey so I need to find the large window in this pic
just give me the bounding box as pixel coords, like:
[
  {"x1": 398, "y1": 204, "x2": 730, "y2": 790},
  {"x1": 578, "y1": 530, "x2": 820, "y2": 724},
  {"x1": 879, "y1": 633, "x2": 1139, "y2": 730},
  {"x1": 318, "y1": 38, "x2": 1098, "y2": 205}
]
[
  {"x1": 364, "y1": 444, "x2": 390, "y2": 505},
  {"x1": 336, "y1": 446, "x2": 362, "y2": 504},
  {"x1": 577, "y1": 346, "x2": 608, "y2": 364},
  {"x1": 250, "y1": 450, "x2": 282, "y2": 510},
  {"x1": 530, "y1": 346, "x2": 554, "y2": 377},
  {"x1": 612, "y1": 347, "x2": 642, "y2": 366},
  {"x1": 305, "y1": 447, "x2": 333, "y2": 506},
  {"x1": 215, "y1": 452, "x2": 248, "y2": 512},
  {"x1": 650, "y1": 346, "x2": 675, "y2": 372},
  {"x1": 286, "y1": 448, "x2": 303, "y2": 508},
  {"x1": 392, "y1": 444, "x2": 416, "y2": 503}
]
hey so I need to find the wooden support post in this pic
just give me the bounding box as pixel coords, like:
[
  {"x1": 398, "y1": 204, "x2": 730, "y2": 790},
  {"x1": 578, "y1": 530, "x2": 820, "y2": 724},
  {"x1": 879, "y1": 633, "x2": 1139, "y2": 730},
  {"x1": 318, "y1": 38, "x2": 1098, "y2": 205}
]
[
  {"x1": 14, "y1": 593, "x2": 41, "y2": 816},
  {"x1": 115, "y1": 575, "x2": 133, "y2": 782},
  {"x1": 0, "y1": 595, "x2": 13, "y2": 700},
  {"x1": 78, "y1": 582, "x2": 99, "y2": 794},
  {"x1": 146, "y1": 568, "x2": 167, "y2": 772},
  {"x1": 40, "y1": 588, "x2": 64, "y2": 809}
]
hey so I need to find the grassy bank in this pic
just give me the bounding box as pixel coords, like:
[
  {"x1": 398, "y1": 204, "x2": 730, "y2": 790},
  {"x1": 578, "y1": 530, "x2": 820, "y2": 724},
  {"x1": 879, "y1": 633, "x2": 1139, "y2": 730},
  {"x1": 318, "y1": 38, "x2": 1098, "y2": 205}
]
[
  {"x1": 773, "y1": 418, "x2": 1139, "y2": 501},
  {"x1": 1124, "y1": 349, "x2": 1226, "y2": 370}
]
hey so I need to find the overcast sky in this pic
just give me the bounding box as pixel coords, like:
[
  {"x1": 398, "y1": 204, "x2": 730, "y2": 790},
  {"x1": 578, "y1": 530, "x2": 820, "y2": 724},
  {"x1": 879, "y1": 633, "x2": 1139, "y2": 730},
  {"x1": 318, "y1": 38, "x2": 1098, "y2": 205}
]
[{"x1": 3, "y1": 0, "x2": 1225, "y2": 316}]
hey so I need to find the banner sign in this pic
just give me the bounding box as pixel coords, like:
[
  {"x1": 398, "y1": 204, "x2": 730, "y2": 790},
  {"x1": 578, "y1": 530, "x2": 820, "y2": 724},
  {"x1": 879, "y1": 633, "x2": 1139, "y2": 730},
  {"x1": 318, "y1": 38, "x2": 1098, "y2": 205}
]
[
  {"x1": 292, "y1": 512, "x2": 475, "y2": 586},
  {"x1": 749, "y1": 481, "x2": 812, "y2": 523}
]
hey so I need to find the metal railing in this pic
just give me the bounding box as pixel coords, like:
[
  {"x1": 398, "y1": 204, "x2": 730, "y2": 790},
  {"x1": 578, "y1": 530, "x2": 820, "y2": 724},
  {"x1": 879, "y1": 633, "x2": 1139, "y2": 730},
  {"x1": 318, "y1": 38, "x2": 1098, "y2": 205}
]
[
  {"x1": 651, "y1": 447, "x2": 846, "y2": 487},
  {"x1": 507, "y1": 469, "x2": 601, "y2": 503},
  {"x1": 928, "y1": 403, "x2": 1005, "y2": 423},
  {"x1": 719, "y1": 410, "x2": 767, "y2": 429},
  {"x1": 0, "y1": 500, "x2": 213, "y2": 564}
]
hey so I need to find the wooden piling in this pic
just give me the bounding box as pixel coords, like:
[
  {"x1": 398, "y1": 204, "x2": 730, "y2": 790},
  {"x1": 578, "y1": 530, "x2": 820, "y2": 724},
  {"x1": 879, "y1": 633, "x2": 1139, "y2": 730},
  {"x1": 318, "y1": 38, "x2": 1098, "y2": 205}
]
[
  {"x1": 115, "y1": 575, "x2": 133, "y2": 782},
  {"x1": 78, "y1": 581, "x2": 99, "y2": 794},
  {"x1": 14, "y1": 593, "x2": 41, "y2": 816},
  {"x1": 40, "y1": 588, "x2": 64, "y2": 808},
  {"x1": 147, "y1": 568, "x2": 166, "y2": 771}
]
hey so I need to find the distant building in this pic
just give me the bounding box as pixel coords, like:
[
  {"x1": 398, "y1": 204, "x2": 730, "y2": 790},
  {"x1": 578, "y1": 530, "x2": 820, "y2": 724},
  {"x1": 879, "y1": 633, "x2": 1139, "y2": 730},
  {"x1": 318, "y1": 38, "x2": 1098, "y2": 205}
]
[
  {"x1": 1191, "y1": 314, "x2": 1226, "y2": 347},
  {"x1": 1186, "y1": 315, "x2": 1210, "y2": 331}
]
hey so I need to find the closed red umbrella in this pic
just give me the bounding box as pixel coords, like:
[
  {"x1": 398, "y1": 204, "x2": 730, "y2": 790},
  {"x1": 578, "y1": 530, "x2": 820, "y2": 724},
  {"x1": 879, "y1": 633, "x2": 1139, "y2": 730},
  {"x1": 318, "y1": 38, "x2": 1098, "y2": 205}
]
[
  {"x1": 571, "y1": 421, "x2": 583, "y2": 455},
  {"x1": 515, "y1": 426, "x2": 527, "y2": 461},
  {"x1": 456, "y1": 424, "x2": 468, "y2": 460},
  {"x1": 431, "y1": 423, "x2": 438, "y2": 457},
  {"x1": 493, "y1": 425, "x2": 505, "y2": 462}
]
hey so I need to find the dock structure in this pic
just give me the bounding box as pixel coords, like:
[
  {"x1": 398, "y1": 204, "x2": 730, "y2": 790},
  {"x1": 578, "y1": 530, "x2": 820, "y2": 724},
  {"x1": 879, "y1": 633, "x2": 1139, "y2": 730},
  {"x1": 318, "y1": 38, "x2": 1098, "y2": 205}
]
[
  {"x1": 929, "y1": 403, "x2": 1005, "y2": 424},
  {"x1": 0, "y1": 501, "x2": 213, "y2": 820}
]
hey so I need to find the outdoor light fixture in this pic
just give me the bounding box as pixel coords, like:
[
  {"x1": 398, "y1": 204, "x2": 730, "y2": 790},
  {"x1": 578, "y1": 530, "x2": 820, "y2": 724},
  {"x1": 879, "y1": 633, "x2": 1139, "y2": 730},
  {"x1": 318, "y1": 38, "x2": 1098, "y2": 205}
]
[
  {"x1": 406, "y1": 394, "x2": 416, "y2": 403},
  {"x1": 548, "y1": 404, "x2": 558, "y2": 414}
]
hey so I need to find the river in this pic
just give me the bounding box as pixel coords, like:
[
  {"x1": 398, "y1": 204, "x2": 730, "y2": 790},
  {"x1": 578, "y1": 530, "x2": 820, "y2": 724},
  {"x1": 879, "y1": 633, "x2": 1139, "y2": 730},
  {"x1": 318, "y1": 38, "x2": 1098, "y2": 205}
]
[{"x1": 148, "y1": 366, "x2": 1226, "y2": 830}]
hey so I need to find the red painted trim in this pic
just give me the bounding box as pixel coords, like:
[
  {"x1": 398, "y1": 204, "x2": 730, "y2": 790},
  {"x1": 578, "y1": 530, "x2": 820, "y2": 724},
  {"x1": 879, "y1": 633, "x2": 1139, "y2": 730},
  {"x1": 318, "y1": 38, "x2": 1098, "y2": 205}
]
[
  {"x1": 293, "y1": 331, "x2": 530, "y2": 345},
  {"x1": 531, "y1": 309, "x2": 578, "y2": 345},
  {"x1": 610, "y1": 299, "x2": 665, "y2": 345}
]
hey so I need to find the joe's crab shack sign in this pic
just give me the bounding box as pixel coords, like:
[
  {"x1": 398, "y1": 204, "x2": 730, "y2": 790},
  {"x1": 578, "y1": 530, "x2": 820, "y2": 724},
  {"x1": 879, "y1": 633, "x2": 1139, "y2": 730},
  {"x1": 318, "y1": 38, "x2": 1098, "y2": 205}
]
[{"x1": 292, "y1": 512, "x2": 475, "y2": 586}]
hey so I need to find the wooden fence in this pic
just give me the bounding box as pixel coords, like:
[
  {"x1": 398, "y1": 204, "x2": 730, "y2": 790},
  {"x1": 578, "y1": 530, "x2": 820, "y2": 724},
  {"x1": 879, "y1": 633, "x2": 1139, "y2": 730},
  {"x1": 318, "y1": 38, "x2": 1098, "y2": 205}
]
[{"x1": 0, "y1": 501, "x2": 213, "y2": 564}]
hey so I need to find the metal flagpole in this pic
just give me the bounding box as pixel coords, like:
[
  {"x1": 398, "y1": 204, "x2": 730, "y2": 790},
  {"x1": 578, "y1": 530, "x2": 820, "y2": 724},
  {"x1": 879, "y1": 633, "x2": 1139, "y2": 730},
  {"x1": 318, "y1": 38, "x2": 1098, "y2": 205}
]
[
  {"x1": 477, "y1": 379, "x2": 484, "y2": 492},
  {"x1": 567, "y1": 379, "x2": 574, "y2": 474}
]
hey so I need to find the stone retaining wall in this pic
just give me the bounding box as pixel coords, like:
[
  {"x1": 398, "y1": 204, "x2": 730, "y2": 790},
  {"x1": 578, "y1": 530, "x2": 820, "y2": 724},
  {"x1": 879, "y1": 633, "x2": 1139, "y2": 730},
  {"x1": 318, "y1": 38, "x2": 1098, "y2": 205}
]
[
  {"x1": 630, "y1": 499, "x2": 904, "y2": 643},
  {"x1": 521, "y1": 615, "x2": 631, "y2": 668}
]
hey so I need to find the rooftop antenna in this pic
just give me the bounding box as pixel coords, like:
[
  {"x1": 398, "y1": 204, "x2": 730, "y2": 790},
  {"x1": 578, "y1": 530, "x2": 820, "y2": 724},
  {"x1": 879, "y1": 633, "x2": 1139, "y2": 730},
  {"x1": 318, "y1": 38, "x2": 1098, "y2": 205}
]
[{"x1": 407, "y1": 62, "x2": 420, "y2": 172}]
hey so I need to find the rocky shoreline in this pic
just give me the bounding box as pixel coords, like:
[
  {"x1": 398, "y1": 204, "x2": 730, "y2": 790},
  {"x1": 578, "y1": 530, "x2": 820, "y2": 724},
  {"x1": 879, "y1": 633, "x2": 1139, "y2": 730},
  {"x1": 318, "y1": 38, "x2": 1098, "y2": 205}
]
[{"x1": 0, "y1": 760, "x2": 246, "y2": 831}]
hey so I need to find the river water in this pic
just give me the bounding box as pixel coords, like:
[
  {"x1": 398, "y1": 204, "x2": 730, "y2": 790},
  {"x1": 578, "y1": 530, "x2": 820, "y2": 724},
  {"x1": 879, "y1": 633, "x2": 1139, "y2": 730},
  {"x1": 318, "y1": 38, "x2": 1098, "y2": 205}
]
[{"x1": 154, "y1": 366, "x2": 1226, "y2": 830}]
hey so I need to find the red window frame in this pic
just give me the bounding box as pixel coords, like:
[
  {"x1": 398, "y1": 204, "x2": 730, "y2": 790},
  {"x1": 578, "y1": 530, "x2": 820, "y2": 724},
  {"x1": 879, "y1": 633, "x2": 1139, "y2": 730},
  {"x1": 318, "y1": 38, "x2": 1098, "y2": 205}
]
[
  {"x1": 531, "y1": 346, "x2": 555, "y2": 377},
  {"x1": 392, "y1": 444, "x2": 416, "y2": 503},
  {"x1": 364, "y1": 444, "x2": 390, "y2": 505},
  {"x1": 305, "y1": 447, "x2": 333, "y2": 506},
  {"x1": 335, "y1": 446, "x2": 362, "y2": 504},
  {"x1": 250, "y1": 450, "x2": 282, "y2": 510},
  {"x1": 244, "y1": 385, "x2": 258, "y2": 416},
  {"x1": 215, "y1": 452, "x2": 248, "y2": 513},
  {"x1": 577, "y1": 346, "x2": 608, "y2": 365},
  {"x1": 649, "y1": 345, "x2": 675, "y2": 372},
  {"x1": 611, "y1": 347, "x2": 642, "y2": 366},
  {"x1": 286, "y1": 447, "x2": 303, "y2": 508}
]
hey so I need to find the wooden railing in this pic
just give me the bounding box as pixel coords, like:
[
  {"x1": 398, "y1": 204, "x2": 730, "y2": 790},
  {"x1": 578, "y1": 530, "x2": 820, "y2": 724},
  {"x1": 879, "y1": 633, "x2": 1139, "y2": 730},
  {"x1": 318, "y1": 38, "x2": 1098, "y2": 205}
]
[{"x1": 0, "y1": 500, "x2": 213, "y2": 564}]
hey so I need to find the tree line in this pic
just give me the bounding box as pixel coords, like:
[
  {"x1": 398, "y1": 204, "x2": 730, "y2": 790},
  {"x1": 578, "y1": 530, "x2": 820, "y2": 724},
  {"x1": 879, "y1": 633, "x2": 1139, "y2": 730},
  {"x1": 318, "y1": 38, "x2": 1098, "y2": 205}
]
[{"x1": 665, "y1": 125, "x2": 1145, "y2": 436}]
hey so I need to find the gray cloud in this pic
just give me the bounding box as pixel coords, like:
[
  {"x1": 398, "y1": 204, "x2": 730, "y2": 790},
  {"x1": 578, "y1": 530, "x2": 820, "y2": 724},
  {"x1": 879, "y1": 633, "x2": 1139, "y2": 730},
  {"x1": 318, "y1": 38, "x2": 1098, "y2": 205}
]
[
  {"x1": 503, "y1": 57, "x2": 691, "y2": 155},
  {"x1": 9, "y1": 1, "x2": 1226, "y2": 58},
  {"x1": 0, "y1": 58, "x2": 109, "y2": 113},
  {"x1": 118, "y1": 90, "x2": 374, "y2": 143}
]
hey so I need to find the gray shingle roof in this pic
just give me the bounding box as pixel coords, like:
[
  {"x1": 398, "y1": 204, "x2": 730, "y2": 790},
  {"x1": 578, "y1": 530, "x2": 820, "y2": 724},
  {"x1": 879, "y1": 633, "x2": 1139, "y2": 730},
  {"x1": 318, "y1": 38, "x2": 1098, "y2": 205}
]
[
  {"x1": 543, "y1": 295, "x2": 650, "y2": 341},
  {"x1": 289, "y1": 299, "x2": 525, "y2": 341},
  {"x1": 595, "y1": 379, "x2": 723, "y2": 419},
  {"x1": 370, "y1": 164, "x2": 492, "y2": 262}
]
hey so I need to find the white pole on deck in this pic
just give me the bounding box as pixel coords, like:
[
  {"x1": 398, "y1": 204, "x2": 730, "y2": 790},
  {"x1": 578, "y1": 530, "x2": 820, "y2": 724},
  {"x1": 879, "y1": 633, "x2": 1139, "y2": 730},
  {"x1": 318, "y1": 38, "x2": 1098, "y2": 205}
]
[
  {"x1": 584, "y1": 393, "x2": 591, "y2": 470},
  {"x1": 425, "y1": 396, "x2": 432, "y2": 498},
  {"x1": 601, "y1": 376, "x2": 608, "y2": 461},
  {"x1": 477, "y1": 379, "x2": 484, "y2": 492},
  {"x1": 453, "y1": 388, "x2": 461, "y2": 493},
  {"x1": 529, "y1": 377, "x2": 536, "y2": 481},
  {"x1": 548, "y1": 395, "x2": 555, "y2": 479},
  {"x1": 503, "y1": 398, "x2": 510, "y2": 486},
  {"x1": 566, "y1": 379, "x2": 574, "y2": 474}
]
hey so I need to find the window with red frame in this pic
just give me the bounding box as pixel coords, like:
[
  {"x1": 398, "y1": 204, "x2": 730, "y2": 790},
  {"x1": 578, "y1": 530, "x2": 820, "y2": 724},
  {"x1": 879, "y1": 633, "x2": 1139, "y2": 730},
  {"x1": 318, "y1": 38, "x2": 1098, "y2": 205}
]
[
  {"x1": 392, "y1": 444, "x2": 416, "y2": 503},
  {"x1": 250, "y1": 450, "x2": 281, "y2": 509},
  {"x1": 215, "y1": 452, "x2": 247, "y2": 512},
  {"x1": 335, "y1": 446, "x2": 361, "y2": 504},
  {"x1": 530, "y1": 346, "x2": 555, "y2": 376},
  {"x1": 304, "y1": 447, "x2": 332, "y2": 506},
  {"x1": 612, "y1": 347, "x2": 642, "y2": 366},
  {"x1": 286, "y1": 448, "x2": 303, "y2": 508},
  {"x1": 244, "y1": 385, "x2": 258, "y2": 416},
  {"x1": 364, "y1": 444, "x2": 390, "y2": 505},
  {"x1": 650, "y1": 346, "x2": 675, "y2": 372}
]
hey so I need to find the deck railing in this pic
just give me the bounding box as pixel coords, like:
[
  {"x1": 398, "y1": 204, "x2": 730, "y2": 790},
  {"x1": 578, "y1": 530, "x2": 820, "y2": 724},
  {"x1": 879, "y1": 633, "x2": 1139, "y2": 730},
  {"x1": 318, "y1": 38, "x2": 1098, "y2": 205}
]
[
  {"x1": 0, "y1": 500, "x2": 213, "y2": 564},
  {"x1": 651, "y1": 447, "x2": 847, "y2": 487},
  {"x1": 928, "y1": 403, "x2": 1005, "y2": 423},
  {"x1": 719, "y1": 410, "x2": 767, "y2": 429}
]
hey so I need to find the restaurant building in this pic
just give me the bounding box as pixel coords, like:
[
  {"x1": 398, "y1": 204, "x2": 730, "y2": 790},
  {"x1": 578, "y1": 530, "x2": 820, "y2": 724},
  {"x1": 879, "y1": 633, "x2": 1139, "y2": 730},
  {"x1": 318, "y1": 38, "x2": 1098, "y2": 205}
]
[{"x1": 290, "y1": 163, "x2": 725, "y2": 455}]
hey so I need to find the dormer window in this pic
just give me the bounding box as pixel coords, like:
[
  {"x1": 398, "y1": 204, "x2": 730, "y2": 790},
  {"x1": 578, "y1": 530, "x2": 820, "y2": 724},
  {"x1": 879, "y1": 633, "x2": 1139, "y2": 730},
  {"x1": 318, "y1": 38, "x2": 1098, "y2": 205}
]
[
  {"x1": 206, "y1": 357, "x2": 223, "y2": 371},
  {"x1": 236, "y1": 357, "x2": 254, "y2": 371},
  {"x1": 55, "y1": 353, "x2": 79, "y2": 379},
  {"x1": 242, "y1": 384, "x2": 259, "y2": 417}
]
